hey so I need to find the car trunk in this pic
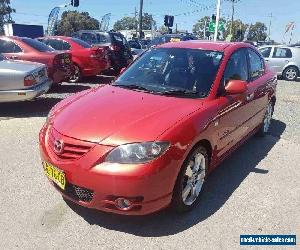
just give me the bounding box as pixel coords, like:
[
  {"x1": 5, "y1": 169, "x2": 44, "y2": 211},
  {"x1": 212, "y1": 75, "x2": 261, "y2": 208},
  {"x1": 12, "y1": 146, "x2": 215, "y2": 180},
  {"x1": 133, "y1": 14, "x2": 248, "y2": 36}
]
[{"x1": 0, "y1": 60, "x2": 45, "y2": 91}]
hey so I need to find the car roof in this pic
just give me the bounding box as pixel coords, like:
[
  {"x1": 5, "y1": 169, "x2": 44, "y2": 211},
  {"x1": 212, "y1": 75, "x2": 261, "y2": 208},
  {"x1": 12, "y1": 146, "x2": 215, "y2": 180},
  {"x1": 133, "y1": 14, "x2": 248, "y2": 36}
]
[{"x1": 158, "y1": 40, "x2": 250, "y2": 52}]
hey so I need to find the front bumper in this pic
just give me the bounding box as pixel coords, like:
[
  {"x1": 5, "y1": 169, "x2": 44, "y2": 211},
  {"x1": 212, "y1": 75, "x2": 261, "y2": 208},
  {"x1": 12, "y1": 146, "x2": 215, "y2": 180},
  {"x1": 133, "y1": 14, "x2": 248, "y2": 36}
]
[
  {"x1": 39, "y1": 126, "x2": 178, "y2": 215},
  {"x1": 0, "y1": 79, "x2": 52, "y2": 103}
]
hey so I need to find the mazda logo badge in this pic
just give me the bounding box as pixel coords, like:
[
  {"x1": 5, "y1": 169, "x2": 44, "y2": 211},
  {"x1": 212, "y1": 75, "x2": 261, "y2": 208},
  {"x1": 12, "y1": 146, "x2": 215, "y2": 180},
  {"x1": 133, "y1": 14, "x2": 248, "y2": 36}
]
[{"x1": 54, "y1": 140, "x2": 64, "y2": 154}]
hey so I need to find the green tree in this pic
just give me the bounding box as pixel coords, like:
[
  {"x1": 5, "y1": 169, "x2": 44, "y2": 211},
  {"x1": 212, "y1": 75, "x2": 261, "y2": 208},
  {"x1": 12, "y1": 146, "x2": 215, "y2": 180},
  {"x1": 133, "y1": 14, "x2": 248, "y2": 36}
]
[
  {"x1": 0, "y1": 0, "x2": 15, "y2": 34},
  {"x1": 192, "y1": 16, "x2": 210, "y2": 38},
  {"x1": 224, "y1": 19, "x2": 247, "y2": 41},
  {"x1": 158, "y1": 25, "x2": 168, "y2": 34},
  {"x1": 142, "y1": 13, "x2": 156, "y2": 30},
  {"x1": 193, "y1": 16, "x2": 226, "y2": 39},
  {"x1": 56, "y1": 11, "x2": 99, "y2": 36},
  {"x1": 247, "y1": 22, "x2": 268, "y2": 41},
  {"x1": 113, "y1": 13, "x2": 156, "y2": 31},
  {"x1": 113, "y1": 17, "x2": 136, "y2": 31}
]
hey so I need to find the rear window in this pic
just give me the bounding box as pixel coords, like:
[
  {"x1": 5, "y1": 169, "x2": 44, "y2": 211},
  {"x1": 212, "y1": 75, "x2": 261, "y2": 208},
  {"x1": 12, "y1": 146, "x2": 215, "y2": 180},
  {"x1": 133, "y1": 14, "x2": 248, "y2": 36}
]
[
  {"x1": 96, "y1": 34, "x2": 110, "y2": 43},
  {"x1": 71, "y1": 38, "x2": 91, "y2": 48},
  {"x1": 21, "y1": 38, "x2": 54, "y2": 52}
]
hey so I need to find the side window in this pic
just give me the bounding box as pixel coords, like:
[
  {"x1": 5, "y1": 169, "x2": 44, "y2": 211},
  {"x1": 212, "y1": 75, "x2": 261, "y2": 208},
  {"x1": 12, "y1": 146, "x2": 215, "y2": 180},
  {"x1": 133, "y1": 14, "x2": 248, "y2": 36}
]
[
  {"x1": 62, "y1": 41, "x2": 71, "y2": 50},
  {"x1": 0, "y1": 40, "x2": 22, "y2": 53},
  {"x1": 259, "y1": 47, "x2": 272, "y2": 58},
  {"x1": 272, "y1": 47, "x2": 292, "y2": 58},
  {"x1": 48, "y1": 39, "x2": 63, "y2": 50},
  {"x1": 96, "y1": 34, "x2": 109, "y2": 43},
  {"x1": 223, "y1": 49, "x2": 249, "y2": 85},
  {"x1": 248, "y1": 49, "x2": 264, "y2": 79},
  {"x1": 81, "y1": 33, "x2": 97, "y2": 44}
]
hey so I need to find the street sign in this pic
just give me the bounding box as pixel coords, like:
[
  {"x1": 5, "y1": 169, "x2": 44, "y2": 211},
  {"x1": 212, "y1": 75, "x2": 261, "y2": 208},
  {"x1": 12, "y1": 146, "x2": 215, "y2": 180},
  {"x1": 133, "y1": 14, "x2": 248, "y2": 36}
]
[{"x1": 208, "y1": 21, "x2": 225, "y2": 33}]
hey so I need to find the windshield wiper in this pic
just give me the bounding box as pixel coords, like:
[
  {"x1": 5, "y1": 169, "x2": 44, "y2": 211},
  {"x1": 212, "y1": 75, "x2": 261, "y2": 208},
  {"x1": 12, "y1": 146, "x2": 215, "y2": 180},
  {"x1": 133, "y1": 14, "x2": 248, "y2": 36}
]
[
  {"x1": 157, "y1": 89, "x2": 204, "y2": 97},
  {"x1": 114, "y1": 84, "x2": 151, "y2": 92}
]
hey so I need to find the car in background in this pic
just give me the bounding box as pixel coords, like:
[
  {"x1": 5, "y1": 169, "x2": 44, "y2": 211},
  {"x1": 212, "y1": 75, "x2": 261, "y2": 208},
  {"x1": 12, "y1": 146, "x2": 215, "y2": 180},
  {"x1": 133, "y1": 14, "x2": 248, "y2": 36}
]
[
  {"x1": 39, "y1": 41, "x2": 277, "y2": 215},
  {"x1": 73, "y1": 30, "x2": 133, "y2": 73},
  {"x1": 149, "y1": 33, "x2": 198, "y2": 47},
  {"x1": 0, "y1": 36, "x2": 72, "y2": 84},
  {"x1": 259, "y1": 45, "x2": 300, "y2": 81},
  {"x1": 128, "y1": 39, "x2": 144, "y2": 58},
  {"x1": 139, "y1": 39, "x2": 151, "y2": 49},
  {"x1": 0, "y1": 54, "x2": 52, "y2": 102},
  {"x1": 37, "y1": 36, "x2": 110, "y2": 83}
]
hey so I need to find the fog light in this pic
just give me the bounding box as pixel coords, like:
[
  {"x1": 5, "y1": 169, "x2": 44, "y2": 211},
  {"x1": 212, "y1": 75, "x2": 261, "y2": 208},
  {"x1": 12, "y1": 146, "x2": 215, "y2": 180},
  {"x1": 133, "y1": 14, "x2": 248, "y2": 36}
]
[{"x1": 115, "y1": 198, "x2": 132, "y2": 210}]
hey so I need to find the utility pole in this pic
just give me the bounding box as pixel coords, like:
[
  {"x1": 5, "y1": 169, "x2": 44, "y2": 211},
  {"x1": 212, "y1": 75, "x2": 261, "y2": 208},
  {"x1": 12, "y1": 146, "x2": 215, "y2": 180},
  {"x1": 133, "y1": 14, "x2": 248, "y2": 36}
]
[
  {"x1": 139, "y1": 0, "x2": 144, "y2": 38},
  {"x1": 204, "y1": 19, "x2": 207, "y2": 39},
  {"x1": 268, "y1": 12, "x2": 272, "y2": 41},
  {"x1": 134, "y1": 7, "x2": 138, "y2": 37},
  {"x1": 230, "y1": 0, "x2": 235, "y2": 37},
  {"x1": 214, "y1": 0, "x2": 221, "y2": 41}
]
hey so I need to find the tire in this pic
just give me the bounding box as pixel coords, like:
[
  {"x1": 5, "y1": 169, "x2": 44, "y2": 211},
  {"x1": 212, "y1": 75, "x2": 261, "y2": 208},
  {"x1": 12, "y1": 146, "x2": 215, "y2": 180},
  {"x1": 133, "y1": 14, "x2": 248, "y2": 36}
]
[
  {"x1": 283, "y1": 66, "x2": 298, "y2": 81},
  {"x1": 171, "y1": 145, "x2": 208, "y2": 213},
  {"x1": 69, "y1": 64, "x2": 81, "y2": 83},
  {"x1": 257, "y1": 102, "x2": 274, "y2": 137}
]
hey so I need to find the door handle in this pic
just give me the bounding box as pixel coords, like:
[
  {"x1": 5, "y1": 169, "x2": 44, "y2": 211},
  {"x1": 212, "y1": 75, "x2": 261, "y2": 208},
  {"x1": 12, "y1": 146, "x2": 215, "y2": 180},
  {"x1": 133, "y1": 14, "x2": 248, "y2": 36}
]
[{"x1": 246, "y1": 93, "x2": 254, "y2": 101}]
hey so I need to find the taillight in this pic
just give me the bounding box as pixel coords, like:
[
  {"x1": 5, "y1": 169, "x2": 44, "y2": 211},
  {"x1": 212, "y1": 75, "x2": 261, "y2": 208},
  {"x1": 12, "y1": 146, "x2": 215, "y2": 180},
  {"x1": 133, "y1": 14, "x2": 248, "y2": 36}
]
[{"x1": 24, "y1": 74, "x2": 37, "y2": 86}]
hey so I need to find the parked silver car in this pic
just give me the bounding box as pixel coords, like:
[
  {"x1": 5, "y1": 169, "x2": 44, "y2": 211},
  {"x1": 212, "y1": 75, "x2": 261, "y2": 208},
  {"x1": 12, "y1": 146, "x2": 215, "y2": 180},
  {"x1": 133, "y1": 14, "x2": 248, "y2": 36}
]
[
  {"x1": 0, "y1": 55, "x2": 52, "y2": 102},
  {"x1": 259, "y1": 45, "x2": 300, "y2": 81}
]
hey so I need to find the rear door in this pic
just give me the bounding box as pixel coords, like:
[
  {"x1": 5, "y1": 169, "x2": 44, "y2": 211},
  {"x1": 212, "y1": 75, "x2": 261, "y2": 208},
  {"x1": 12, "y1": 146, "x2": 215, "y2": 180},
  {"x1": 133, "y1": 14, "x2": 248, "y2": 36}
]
[
  {"x1": 268, "y1": 47, "x2": 292, "y2": 74},
  {"x1": 245, "y1": 48, "x2": 270, "y2": 129}
]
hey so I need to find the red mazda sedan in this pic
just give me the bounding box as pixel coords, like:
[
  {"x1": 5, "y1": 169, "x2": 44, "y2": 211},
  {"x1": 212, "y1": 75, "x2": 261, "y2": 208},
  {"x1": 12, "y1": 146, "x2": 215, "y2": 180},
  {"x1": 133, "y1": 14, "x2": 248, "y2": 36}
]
[
  {"x1": 37, "y1": 36, "x2": 110, "y2": 83},
  {"x1": 0, "y1": 36, "x2": 72, "y2": 84},
  {"x1": 39, "y1": 41, "x2": 277, "y2": 215}
]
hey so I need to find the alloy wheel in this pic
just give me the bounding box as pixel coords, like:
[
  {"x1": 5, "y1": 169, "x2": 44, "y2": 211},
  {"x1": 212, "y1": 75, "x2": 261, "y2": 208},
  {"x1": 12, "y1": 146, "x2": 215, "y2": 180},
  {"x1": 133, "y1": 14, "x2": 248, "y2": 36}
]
[
  {"x1": 285, "y1": 68, "x2": 297, "y2": 80},
  {"x1": 182, "y1": 152, "x2": 206, "y2": 206},
  {"x1": 69, "y1": 65, "x2": 81, "y2": 83}
]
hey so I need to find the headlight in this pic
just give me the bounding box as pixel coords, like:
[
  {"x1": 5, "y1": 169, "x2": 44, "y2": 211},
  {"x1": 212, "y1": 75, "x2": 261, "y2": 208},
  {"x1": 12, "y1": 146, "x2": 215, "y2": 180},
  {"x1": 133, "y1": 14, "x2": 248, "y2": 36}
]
[{"x1": 105, "y1": 142, "x2": 170, "y2": 164}]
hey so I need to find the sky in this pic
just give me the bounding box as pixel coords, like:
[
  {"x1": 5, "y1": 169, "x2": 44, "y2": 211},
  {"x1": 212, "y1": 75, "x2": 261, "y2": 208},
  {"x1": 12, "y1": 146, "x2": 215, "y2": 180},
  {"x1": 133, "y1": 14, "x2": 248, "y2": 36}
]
[{"x1": 10, "y1": 0, "x2": 300, "y2": 43}]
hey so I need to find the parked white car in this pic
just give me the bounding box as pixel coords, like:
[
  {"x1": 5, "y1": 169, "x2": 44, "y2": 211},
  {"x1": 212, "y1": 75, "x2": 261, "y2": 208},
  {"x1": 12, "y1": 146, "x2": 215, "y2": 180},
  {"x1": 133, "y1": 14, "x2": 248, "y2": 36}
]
[
  {"x1": 259, "y1": 45, "x2": 300, "y2": 81},
  {"x1": 0, "y1": 55, "x2": 52, "y2": 102}
]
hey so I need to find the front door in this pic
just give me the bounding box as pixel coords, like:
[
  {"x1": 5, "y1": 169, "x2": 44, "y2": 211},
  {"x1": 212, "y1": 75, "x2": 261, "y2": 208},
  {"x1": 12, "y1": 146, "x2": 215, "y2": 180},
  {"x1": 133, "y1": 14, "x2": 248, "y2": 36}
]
[{"x1": 215, "y1": 48, "x2": 252, "y2": 158}]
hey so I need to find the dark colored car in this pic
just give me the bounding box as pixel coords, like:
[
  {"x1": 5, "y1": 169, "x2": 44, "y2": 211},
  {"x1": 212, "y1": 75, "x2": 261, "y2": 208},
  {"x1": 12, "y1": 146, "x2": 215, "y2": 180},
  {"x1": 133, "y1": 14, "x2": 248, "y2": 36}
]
[
  {"x1": 150, "y1": 33, "x2": 198, "y2": 47},
  {"x1": 73, "y1": 30, "x2": 133, "y2": 73},
  {"x1": 39, "y1": 41, "x2": 277, "y2": 215},
  {"x1": 38, "y1": 36, "x2": 110, "y2": 82},
  {"x1": 0, "y1": 36, "x2": 72, "y2": 84}
]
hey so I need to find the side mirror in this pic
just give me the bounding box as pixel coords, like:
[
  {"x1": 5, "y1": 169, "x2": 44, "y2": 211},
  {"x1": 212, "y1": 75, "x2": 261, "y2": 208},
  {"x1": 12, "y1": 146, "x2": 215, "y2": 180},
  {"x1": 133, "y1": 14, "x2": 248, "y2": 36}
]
[{"x1": 225, "y1": 80, "x2": 247, "y2": 95}]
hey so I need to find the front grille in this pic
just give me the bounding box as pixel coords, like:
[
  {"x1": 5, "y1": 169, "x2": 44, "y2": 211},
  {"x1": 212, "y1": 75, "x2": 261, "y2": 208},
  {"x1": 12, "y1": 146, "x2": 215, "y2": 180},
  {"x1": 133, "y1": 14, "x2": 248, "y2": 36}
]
[
  {"x1": 54, "y1": 182, "x2": 94, "y2": 202},
  {"x1": 48, "y1": 128, "x2": 94, "y2": 160}
]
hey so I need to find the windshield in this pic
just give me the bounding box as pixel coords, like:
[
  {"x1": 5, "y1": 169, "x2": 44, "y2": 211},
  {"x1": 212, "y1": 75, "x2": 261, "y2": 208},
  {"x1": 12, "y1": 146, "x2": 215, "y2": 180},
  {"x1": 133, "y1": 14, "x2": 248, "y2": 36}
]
[
  {"x1": 71, "y1": 38, "x2": 91, "y2": 48},
  {"x1": 115, "y1": 48, "x2": 223, "y2": 98},
  {"x1": 21, "y1": 38, "x2": 55, "y2": 52}
]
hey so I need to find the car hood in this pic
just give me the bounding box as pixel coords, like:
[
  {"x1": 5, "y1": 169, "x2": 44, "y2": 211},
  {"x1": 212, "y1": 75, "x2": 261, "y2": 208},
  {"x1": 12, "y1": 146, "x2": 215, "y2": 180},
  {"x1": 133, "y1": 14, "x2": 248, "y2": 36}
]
[{"x1": 52, "y1": 85, "x2": 203, "y2": 145}]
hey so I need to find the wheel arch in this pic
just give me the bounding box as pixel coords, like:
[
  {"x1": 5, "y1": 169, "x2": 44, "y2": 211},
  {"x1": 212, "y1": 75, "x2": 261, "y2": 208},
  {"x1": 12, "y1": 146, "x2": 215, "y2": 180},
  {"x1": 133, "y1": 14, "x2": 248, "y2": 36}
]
[{"x1": 282, "y1": 64, "x2": 299, "y2": 74}]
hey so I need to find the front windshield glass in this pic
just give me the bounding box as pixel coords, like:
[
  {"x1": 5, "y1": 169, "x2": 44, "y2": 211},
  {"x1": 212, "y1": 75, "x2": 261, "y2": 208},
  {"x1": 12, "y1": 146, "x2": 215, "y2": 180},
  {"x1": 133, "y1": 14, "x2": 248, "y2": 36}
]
[{"x1": 115, "y1": 48, "x2": 223, "y2": 98}]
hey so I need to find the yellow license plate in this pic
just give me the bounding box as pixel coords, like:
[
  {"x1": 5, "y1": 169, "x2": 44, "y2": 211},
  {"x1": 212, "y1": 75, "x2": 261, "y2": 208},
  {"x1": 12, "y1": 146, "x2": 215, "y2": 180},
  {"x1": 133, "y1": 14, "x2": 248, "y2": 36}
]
[
  {"x1": 65, "y1": 58, "x2": 70, "y2": 64},
  {"x1": 43, "y1": 162, "x2": 66, "y2": 190},
  {"x1": 170, "y1": 38, "x2": 181, "y2": 42}
]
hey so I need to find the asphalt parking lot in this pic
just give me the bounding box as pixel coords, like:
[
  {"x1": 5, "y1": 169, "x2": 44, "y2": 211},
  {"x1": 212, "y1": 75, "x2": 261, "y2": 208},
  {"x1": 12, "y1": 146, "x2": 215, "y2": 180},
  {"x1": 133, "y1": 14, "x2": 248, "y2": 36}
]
[{"x1": 0, "y1": 78, "x2": 299, "y2": 250}]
